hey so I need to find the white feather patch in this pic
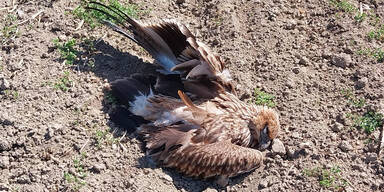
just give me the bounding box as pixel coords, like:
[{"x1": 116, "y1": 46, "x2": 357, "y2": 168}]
[
  {"x1": 129, "y1": 89, "x2": 154, "y2": 116},
  {"x1": 217, "y1": 69, "x2": 232, "y2": 82},
  {"x1": 153, "y1": 106, "x2": 193, "y2": 127}
]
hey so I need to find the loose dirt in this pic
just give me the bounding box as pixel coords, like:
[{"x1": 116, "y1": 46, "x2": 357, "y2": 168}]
[{"x1": 1, "y1": 0, "x2": 384, "y2": 191}]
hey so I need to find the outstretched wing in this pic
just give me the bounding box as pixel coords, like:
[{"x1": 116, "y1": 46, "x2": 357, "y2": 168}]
[{"x1": 87, "y1": 2, "x2": 235, "y2": 98}]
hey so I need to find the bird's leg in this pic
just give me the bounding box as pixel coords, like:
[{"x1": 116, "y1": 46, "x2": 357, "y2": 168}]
[{"x1": 215, "y1": 175, "x2": 229, "y2": 187}]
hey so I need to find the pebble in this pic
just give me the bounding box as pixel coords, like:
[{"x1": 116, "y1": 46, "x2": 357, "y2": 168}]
[
  {"x1": 17, "y1": 175, "x2": 31, "y2": 184},
  {"x1": 91, "y1": 163, "x2": 106, "y2": 173},
  {"x1": 331, "y1": 122, "x2": 343, "y2": 132},
  {"x1": 355, "y1": 77, "x2": 368, "y2": 89},
  {"x1": 45, "y1": 128, "x2": 54, "y2": 140},
  {"x1": 125, "y1": 179, "x2": 135, "y2": 188},
  {"x1": 58, "y1": 34, "x2": 67, "y2": 41},
  {"x1": 364, "y1": 143, "x2": 376, "y2": 153},
  {"x1": 161, "y1": 174, "x2": 173, "y2": 182},
  {"x1": 285, "y1": 19, "x2": 297, "y2": 30},
  {"x1": 299, "y1": 141, "x2": 312, "y2": 149},
  {"x1": 338, "y1": 141, "x2": 353, "y2": 152},
  {"x1": 259, "y1": 179, "x2": 269, "y2": 189},
  {"x1": 0, "y1": 139, "x2": 11, "y2": 151},
  {"x1": 365, "y1": 153, "x2": 378, "y2": 163},
  {"x1": 175, "y1": 0, "x2": 185, "y2": 5},
  {"x1": 17, "y1": 9, "x2": 27, "y2": 19},
  {"x1": 202, "y1": 188, "x2": 217, "y2": 192},
  {"x1": 331, "y1": 53, "x2": 352, "y2": 68},
  {"x1": 286, "y1": 146, "x2": 296, "y2": 158},
  {"x1": 292, "y1": 132, "x2": 301, "y2": 139},
  {"x1": 285, "y1": 78, "x2": 296, "y2": 88},
  {"x1": 0, "y1": 75, "x2": 10, "y2": 90},
  {"x1": 271, "y1": 139, "x2": 286, "y2": 156},
  {"x1": 299, "y1": 56, "x2": 309, "y2": 66},
  {"x1": 292, "y1": 67, "x2": 300, "y2": 74},
  {"x1": 352, "y1": 164, "x2": 364, "y2": 171},
  {"x1": 0, "y1": 156, "x2": 10, "y2": 168},
  {"x1": 329, "y1": 133, "x2": 337, "y2": 141}
]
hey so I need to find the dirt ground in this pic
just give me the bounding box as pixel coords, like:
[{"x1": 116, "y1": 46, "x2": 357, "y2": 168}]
[{"x1": 1, "y1": 0, "x2": 384, "y2": 191}]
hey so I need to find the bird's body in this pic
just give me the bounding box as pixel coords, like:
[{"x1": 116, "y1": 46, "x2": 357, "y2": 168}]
[{"x1": 87, "y1": 1, "x2": 280, "y2": 185}]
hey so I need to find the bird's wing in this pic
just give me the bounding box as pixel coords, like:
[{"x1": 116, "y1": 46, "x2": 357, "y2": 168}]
[
  {"x1": 140, "y1": 124, "x2": 196, "y2": 162},
  {"x1": 165, "y1": 140, "x2": 264, "y2": 178},
  {"x1": 87, "y1": 2, "x2": 235, "y2": 98},
  {"x1": 140, "y1": 123, "x2": 263, "y2": 179}
]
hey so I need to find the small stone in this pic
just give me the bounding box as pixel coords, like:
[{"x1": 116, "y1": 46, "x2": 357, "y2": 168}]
[
  {"x1": 292, "y1": 67, "x2": 300, "y2": 74},
  {"x1": 311, "y1": 154, "x2": 321, "y2": 160},
  {"x1": 17, "y1": 175, "x2": 31, "y2": 184},
  {"x1": 58, "y1": 35, "x2": 67, "y2": 41},
  {"x1": 285, "y1": 19, "x2": 297, "y2": 30},
  {"x1": 299, "y1": 142, "x2": 312, "y2": 149},
  {"x1": 292, "y1": 132, "x2": 301, "y2": 139},
  {"x1": 365, "y1": 153, "x2": 378, "y2": 163},
  {"x1": 202, "y1": 188, "x2": 217, "y2": 192},
  {"x1": 299, "y1": 57, "x2": 309, "y2": 66},
  {"x1": 330, "y1": 133, "x2": 338, "y2": 141},
  {"x1": 271, "y1": 139, "x2": 286, "y2": 156},
  {"x1": 286, "y1": 146, "x2": 295, "y2": 158},
  {"x1": 161, "y1": 174, "x2": 173, "y2": 182},
  {"x1": 355, "y1": 77, "x2": 368, "y2": 89},
  {"x1": 90, "y1": 163, "x2": 106, "y2": 173},
  {"x1": 125, "y1": 179, "x2": 135, "y2": 187},
  {"x1": 352, "y1": 164, "x2": 364, "y2": 171},
  {"x1": 41, "y1": 53, "x2": 49, "y2": 59},
  {"x1": 0, "y1": 76, "x2": 10, "y2": 90},
  {"x1": 17, "y1": 9, "x2": 27, "y2": 19},
  {"x1": 259, "y1": 179, "x2": 269, "y2": 189},
  {"x1": 336, "y1": 113, "x2": 349, "y2": 126},
  {"x1": 331, "y1": 53, "x2": 352, "y2": 68},
  {"x1": 0, "y1": 156, "x2": 10, "y2": 168},
  {"x1": 0, "y1": 139, "x2": 11, "y2": 151},
  {"x1": 285, "y1": 79, "x2": 296, "y2": 88},
  {"x1": 364, "y1": 143, "x2": 376, "y2": 153},
  {"x1": 143, "y1": 168, "x2": 151, "y2": 175},
  {"x1": 175, "y1": 0, "x2": 185, "y2": 4},
  {"x1": 331, "y1": 122, "x2": 343, "y2": 132},
  {"x1": 45, "y1": 128, "x2": 54, "y2": 140},
  {"x1": 338, "y1": 141, "x2": 353, "y2": 152}
]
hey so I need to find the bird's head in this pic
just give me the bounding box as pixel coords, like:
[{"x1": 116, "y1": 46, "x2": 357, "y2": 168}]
[{"x1": 249, "y1": 107, "x2": 280, "y2": 150}]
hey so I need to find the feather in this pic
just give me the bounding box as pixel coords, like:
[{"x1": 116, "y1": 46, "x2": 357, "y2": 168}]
[
  {"x1": 177, "y1": 90, "x2": 200, "y2": 111},
  {"x1": 139, "y1": 124, "x2": 195, "y2": 162},
  {"x1": 165, "y1": 140, "x2": 264, "y2": 178},
  {"x1": 109, "y1": 78, "x2": 150, "y2": 106},
  {"x1": 154, "y1": 74, "x2": 185, "y2": 98},
  {"x1": 109, "y1": 106, "x2": 148, "y2": 133},
  {"x1": 87, "y1": 1, "x2": 236, "y2": 98}
]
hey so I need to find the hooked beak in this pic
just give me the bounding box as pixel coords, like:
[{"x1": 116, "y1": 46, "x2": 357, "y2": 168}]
[{"x1": 259, "y1": 126, "x2": 271, "y2": 150}]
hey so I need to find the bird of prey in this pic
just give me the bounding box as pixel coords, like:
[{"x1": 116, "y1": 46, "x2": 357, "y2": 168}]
[{"x1": 87, "y1": 1, "x2": 280, "y2": 186}]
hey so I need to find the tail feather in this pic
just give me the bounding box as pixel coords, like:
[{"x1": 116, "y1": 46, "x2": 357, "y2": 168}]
[{"x1": 87, "y1": 1, "x2": 197, "y2": 73}]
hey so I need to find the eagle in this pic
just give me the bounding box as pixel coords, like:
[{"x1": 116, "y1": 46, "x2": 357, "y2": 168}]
[{"x1": 87, "y1": 1, "x2": 280, "y2": 186}]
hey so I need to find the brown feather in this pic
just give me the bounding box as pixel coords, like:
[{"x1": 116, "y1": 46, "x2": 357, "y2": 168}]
[
  {"x1": 177, "y1": 90, "x2": 200, "y2": 111},
  {"x1": 165, "y1": 140, "x2": 263, "y2": 178}
]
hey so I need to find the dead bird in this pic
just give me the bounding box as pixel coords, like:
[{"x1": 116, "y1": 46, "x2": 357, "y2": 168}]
[{"x1": 87, "y1": 1, "x2": 280, "y2": 186}]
